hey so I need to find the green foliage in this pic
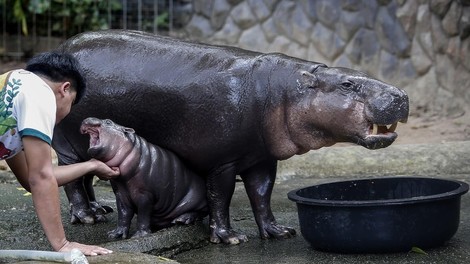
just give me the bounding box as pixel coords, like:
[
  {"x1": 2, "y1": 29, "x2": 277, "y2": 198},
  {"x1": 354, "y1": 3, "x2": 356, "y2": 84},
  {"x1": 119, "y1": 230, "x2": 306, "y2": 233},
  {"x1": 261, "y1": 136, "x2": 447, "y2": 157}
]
[
  {"x1": 2, "y1": 0, "x2": 171, "y2": 38},
  {"x1": 13, "y1": 0, "x2": 28, "y2": 35}
]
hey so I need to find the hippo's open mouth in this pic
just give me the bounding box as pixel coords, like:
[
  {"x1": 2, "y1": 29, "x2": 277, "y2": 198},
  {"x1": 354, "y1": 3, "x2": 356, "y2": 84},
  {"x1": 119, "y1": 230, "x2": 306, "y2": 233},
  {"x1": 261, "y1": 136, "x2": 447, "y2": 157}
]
[
  {"x1": 358, "y1": 122, "x2": 399, "y2": 149},
  {"x1": 80, "y1": 125, "x2": 101, "y2": 151}
]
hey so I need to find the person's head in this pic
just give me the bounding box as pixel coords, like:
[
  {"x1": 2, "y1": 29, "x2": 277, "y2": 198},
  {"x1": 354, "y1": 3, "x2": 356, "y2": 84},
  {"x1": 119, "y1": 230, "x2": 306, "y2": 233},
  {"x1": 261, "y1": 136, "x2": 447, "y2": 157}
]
[{"x1": 26, "y1": 51, "x2": 86, "y2": 123}]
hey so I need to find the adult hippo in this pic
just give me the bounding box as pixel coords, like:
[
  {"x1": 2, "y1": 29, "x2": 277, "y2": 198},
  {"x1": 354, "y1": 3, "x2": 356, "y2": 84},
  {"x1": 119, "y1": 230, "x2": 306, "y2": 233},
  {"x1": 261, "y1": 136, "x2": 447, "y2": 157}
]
[{"x1": 53, "y1": 29, "x2": 409, "y2": 244}]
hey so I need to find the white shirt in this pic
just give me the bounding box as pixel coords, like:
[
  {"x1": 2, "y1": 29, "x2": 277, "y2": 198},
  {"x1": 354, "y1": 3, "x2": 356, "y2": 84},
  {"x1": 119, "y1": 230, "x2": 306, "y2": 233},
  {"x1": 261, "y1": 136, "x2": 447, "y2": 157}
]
[{"x1": 0, "y1": 69, "x2": 56, "y2": 160}]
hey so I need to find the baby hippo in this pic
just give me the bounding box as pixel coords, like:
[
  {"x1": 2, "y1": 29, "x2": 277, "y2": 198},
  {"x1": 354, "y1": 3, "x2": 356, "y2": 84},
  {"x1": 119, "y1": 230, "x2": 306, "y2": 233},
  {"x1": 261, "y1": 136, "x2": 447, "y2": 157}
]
[{"x1": 80, "y1": 117, "x2": 208, "y2": 239}]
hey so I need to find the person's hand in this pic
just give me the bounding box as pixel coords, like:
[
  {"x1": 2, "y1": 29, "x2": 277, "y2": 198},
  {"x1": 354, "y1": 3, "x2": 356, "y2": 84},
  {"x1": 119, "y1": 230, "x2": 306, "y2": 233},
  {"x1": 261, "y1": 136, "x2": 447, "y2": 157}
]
[
  {"x1": 59, "y1": 240, "x2": 113, "y2": 256},
  {"x1": 89, "y1": 159, "x2": 120, "y2": 180}
]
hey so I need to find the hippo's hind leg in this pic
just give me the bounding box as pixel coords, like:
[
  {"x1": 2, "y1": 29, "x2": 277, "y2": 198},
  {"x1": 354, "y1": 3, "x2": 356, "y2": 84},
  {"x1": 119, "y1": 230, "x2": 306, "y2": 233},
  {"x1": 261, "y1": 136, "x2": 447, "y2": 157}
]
[{"x1": 240, "y1": 159, "x2": 296, "y2": 240}]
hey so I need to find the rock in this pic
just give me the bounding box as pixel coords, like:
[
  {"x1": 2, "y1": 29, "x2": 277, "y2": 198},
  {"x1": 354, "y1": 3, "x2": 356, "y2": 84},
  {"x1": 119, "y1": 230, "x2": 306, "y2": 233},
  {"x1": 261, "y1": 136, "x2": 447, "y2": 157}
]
[
  {"x1": 298, "y1": 0, "x2": 317, "y2": 22},
  {"x1": 315, "y1": 0, "x2": 340, "y2": 29},
  {"x1": 184, "y1": 15, "x2": 214, "y2": 39},
  {"x1": 272, "y1": 1, "x2": 295, "y2": 38},
  {"x1": 192, "y1": 0, "x2": 213, "y2": 18},
  {"x1": 247, "y1": 0, "x2": 271, "y2": 22},
  {"x1": 429, "y1": 0, "x2": 453, "y2": 18},
  {"x1": 341, "y1": 0, "x2": 362, "y2": 12},
  {"x1": 410, "y1": 37, "x2": 433, "y2": 75},
  {"x1": 337, "y1": 10, "x2": 364, "y2": 42},
  {"x1": 290, "y1": 4, "x2": 313, "y2": 46},
  {"x1": 375, "y1": 6, "x2": 411, "y2": 57},
  {"x1": 378, "y1": 49, "x2": 399, "y2": 82},
  {"x1": 210, "y1": 0, "x2": 231, "y2": 30},
  {"x1": 442, "y1": 1, "x2": 462, "y2": 36},
  {"x1": 211, "y1": 16, "x2": 241, "y2": 44},
  {"x1": 431, "y1": 12, "x2": 448, "y2": 54},
  {"x1": 238, "y1": 24, "x2": 269, "y2": 52},
  {"x1": 405, "y1": 68, "x2": 439, "y2": 114},
  {"x1": 459, "y1": 6, "x2": 470, "y2": 39},
  {"x1": 231, "y1": 1, "x2": 257, "y2": 30},
  {"x1": 396, "y1": 0, "x2": 419, "y2": 38},
  {"x1": 345, "y1": 28, "x2": 380, "y2": 65},
  {"x1": 260, "y1": 17, "x2": 277, "y2": 42},
  {"x1": 310, "y1": 22, "x2": 345, "y2": 60},
  {"x1": 461, "y1": 37, "x2": 470, "y2": 71}
]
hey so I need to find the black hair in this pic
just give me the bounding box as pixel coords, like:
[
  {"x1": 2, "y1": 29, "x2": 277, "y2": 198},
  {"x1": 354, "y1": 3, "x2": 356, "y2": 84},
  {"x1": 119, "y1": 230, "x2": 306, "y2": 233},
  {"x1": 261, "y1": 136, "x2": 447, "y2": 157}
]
[{"x1": 25, "y1": 51, "x2": 86, "y2": 105}]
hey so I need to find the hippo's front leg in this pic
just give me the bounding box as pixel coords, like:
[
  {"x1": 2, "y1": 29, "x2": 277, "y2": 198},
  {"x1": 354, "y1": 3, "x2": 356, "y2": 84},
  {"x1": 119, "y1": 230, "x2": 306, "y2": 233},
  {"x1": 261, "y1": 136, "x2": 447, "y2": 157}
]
[
  {"x1": 207, "y1": 165, "x2": 248, "y2": 244},
  {"x1": 108, "y1": 183, "x2": 134, "y2": 239},
  {"x1": 63, "y1": 175, "x2": 95, "y2": 224},
  {"x1": 84, "y1": 174, "x2": 114, "y2": 221},
  {"x1": 132, "y1": 192, "x2": 154, "y2": 238},
  {"x1": 240, "y1": 160, "x2": 296, "y2": 239}
]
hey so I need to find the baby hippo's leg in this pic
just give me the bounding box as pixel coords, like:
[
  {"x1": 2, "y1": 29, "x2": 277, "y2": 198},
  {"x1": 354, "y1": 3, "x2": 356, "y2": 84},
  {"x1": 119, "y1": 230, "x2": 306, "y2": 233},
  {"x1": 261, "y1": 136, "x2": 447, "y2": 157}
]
[
  {"x1": 131, "y1": 192, "x2": 154, "y2": 238},
  {"x1": 108, "y1": 185, "x2": 135, "y2": 239}
]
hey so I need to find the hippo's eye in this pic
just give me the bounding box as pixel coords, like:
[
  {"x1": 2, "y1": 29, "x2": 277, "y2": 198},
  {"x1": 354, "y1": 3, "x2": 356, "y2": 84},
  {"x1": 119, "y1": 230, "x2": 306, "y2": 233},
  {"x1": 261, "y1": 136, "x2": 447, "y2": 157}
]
[
  {"x1": 104, "y1": 119, "x2": 113, "y2": 125},
  {"x1": 340, "y1": 81, "x2": 359, "y2": 93},
  {"x1": 341, "y1": 81, "x2": 353, "y2": 88}
]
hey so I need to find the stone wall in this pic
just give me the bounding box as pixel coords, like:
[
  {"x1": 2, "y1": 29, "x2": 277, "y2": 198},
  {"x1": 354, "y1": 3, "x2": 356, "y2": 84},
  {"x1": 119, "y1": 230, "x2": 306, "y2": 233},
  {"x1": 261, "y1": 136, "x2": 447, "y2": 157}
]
[{"x1": 179, "y1": 0, "x2": 470, "y2": 118}]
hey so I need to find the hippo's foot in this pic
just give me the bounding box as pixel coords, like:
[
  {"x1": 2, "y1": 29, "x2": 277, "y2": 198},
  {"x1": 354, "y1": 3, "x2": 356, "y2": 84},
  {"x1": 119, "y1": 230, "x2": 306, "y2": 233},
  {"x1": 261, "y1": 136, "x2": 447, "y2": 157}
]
[
  {"x1": 260, "y1": 222, "x2": 296, "y2": 240},
  {"x1": 90, "y1": 201, "x2": 113, "y2": 222},
  {"x1": 210, "y1": 227, "x2": 249, "y2": 245},
  {"x1": 70, "y1": 208, "x2": 95, "y2": 224},
  {"x1": 69, "y1": 202, "x2": 114, "y2": 224},
  {"x1": 131, "y1": 229, "x2": 151, "y2": 238},
  {"x1": 108, "y1": 226, "x2": 130, "y2": 239}
]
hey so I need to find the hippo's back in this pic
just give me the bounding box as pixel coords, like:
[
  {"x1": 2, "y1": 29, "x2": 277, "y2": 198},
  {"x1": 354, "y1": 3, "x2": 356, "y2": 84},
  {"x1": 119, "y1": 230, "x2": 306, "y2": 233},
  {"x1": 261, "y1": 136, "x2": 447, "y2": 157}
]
[
  {"x1": 61, "y1": 30, "x2": 259, "y2": 87},
  {"x1": 54, "y1": 30, "x2": 268, "y2": 172}
]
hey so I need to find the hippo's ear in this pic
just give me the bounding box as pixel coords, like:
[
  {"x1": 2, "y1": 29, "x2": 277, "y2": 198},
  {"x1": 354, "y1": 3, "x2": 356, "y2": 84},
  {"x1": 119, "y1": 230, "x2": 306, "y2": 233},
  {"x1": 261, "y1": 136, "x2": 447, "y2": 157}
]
[
  {"x1": 123, "y1": 127, "x2": 135, "y2": 134},
  {"x1": 299, "y1": 70, "x2": 318, "y2": 89},
  {"x1": 308, "y1": 63, "x2": 326, "y2": 73}
]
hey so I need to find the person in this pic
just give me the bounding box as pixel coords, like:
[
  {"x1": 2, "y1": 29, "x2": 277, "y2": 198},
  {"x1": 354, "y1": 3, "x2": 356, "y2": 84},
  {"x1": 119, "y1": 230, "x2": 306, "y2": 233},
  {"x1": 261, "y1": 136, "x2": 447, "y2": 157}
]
[{"x1": 0, "y1": 51, "x2": 120, "y2": 256}]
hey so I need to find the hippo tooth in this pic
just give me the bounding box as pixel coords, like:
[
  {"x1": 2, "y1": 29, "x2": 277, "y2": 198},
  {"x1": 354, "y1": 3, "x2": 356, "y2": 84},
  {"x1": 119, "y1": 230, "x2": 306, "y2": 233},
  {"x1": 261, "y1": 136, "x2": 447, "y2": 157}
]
[
  {"x1": 372, "y1": 124, "x2": 378, "y2": 135},
  {"x1": 388, "y1": 122, "x2": 398, "y2": 132}
]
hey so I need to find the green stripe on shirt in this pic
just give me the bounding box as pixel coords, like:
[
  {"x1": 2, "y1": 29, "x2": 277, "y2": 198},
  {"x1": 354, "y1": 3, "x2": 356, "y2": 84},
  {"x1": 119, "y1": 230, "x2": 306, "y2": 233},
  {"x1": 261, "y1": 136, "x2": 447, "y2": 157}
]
[{"x1": 19, "y1": 128, "x2": 52, "y2": 145}]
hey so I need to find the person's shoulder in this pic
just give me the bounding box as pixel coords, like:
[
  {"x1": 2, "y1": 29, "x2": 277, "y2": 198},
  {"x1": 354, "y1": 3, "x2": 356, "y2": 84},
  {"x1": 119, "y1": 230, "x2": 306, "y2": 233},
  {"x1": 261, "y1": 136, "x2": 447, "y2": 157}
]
[
  {"x1": 9, "y1": 70, "x2": 51, "y2": 91},
  {"x1": 9, "y1": 69, "x2": 40, "y2": 80},
  {"x1": 7, "y1": 69, "x2": 44, "y2": 85}
]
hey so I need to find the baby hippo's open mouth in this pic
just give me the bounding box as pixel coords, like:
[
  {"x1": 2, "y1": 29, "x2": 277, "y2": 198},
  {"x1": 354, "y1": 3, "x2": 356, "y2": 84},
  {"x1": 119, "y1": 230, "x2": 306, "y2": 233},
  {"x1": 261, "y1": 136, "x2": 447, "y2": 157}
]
[
  {"x1": 80, "y1": 117, "x2": 105, "y2": 157},
  {"x1": 81, "y1": 126, "x2": 100, "y2": 148}
]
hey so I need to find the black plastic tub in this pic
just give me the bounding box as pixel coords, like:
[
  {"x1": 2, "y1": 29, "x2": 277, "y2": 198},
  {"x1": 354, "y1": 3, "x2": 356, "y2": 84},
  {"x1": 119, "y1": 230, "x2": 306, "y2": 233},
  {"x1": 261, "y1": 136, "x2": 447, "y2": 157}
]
[{"x1": 287, "y1": 177, "x2": 469, "y2": 253}]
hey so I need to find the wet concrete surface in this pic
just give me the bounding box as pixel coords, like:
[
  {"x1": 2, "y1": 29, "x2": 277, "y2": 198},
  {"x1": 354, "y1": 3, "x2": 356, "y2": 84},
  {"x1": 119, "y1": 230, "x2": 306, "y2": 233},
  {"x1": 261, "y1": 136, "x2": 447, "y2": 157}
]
[{"x1": 0, "y1": 141, "x2": 469, "y2": 263}]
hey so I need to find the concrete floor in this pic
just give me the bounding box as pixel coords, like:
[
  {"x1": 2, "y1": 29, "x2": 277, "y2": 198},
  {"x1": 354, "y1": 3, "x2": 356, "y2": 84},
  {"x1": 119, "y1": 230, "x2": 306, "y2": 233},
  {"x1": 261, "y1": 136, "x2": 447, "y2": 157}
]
[{"x1": 0, "y1": 141, "x2": 469, "y2": 263}]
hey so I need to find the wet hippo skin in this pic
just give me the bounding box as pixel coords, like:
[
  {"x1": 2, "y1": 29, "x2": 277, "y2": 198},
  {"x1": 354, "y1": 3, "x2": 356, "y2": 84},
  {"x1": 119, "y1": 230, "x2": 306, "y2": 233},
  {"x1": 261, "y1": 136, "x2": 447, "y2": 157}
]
[
  {"x1": 53, "y1": 29, "x2": 409, "y2": 244},
  {"x1": 80, "y1": 117, "x2": 208, "y2": 239}
]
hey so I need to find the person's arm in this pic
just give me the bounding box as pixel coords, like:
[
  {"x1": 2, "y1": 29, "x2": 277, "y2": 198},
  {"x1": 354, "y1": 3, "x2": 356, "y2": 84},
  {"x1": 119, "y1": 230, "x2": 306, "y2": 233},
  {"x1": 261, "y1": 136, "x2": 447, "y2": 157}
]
[
  {"x1": 7, "y1": 154, "x2": 120, "y2": 191},
  {"x1": 52, "y1": 159, "x2": 120, "y2": 186},
  {"x1": 10, "y1": 136, "x2": 112, "y2": 255}
]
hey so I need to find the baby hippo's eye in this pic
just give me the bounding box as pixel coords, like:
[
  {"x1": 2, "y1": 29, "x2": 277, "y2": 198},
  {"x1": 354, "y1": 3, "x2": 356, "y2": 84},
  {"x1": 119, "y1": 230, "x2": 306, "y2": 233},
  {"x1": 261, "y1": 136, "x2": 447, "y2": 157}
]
[{"x1": 104, "y1": 119, "x2": 113, "y2": 125}]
